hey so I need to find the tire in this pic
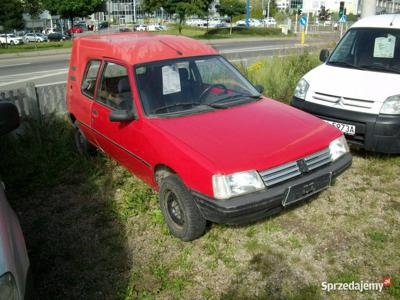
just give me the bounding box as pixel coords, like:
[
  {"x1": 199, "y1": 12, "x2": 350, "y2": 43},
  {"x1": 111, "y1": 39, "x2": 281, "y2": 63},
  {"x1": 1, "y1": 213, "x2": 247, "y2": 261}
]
[
  {"x1": 159, "y1": 175, "x2": 206, "y2": 241},
  {"x1": 74, "y1": 125, "x2": 97, "y2": 156}
]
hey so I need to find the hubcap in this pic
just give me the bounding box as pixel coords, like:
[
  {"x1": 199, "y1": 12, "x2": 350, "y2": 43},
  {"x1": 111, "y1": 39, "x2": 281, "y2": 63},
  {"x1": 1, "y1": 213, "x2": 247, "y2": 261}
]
[{"x1": 166, "y1": 191, "x2": 184, "y2": 226}]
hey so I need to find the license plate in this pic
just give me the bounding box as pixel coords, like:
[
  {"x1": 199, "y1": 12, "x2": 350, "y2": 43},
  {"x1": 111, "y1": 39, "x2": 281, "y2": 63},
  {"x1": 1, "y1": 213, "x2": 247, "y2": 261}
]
[
  {"x1": 324, "y1": 120, "x2": 356, "y2": 136},
  {"x1": 283, "y1": 173, "x2": 332, "y2": 206}
]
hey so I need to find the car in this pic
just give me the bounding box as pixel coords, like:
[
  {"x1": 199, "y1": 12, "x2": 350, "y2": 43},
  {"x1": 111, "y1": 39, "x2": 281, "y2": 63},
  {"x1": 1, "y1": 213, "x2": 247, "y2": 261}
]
[
  {"x1": 24, "y1": 32, "x2": 48, "y2": 43},
  {"x1": 133, "y1": 24, "x2": 147, "y2": 31},
  {"x1": 291, "y1": 14, "x2": 400, "y2": 154},
  {"x1": 47, "y1": 32, "x2": 71, "y2": 41},
  {"x1": 99, "y1": 21, "x2": 109, "y2": 29},
  {"x1": 0, "y1": 34, "x2": 24, "y2": 45},
  {"x1": 263, "y1": 17, "x2": 277, "y2": 26},
  {"x1": 67, "y1": 33, "x2": 352, "y2": 241},
  {"x1": 236, "y1": 18, "x2": 262, "y2": 27},
  {"x1": 119, "y1": 27, "x2": 132, "y2": 32},
  {"x1": 66, "y1": 27, "x2": 84, "y2": 35},
  {"x1": 0, "y1": 102, "x2": 31, "y2": 299}
]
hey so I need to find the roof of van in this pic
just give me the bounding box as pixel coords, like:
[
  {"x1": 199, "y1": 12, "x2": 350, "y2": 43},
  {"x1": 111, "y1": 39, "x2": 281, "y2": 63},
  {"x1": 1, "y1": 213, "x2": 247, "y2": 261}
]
[
  {"x1": 351, "y1": 14, "x2": 400, "y2": 29},
  {"x1": 72, "y1": 33, "x2": 217, "y2": 65}
]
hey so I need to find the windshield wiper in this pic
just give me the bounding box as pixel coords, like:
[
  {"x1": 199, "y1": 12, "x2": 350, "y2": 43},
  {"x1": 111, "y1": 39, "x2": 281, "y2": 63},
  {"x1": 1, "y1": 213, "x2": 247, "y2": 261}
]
[
  {"x1": 359, "y1": 64, "x2": 400, "y2": 74},
  {"x1": 208, "y1": 93, "x2": 262, "y2": 107},
  {"x1": 328, "y1": 61, "x2": 366, "y2": 70},
  {"x1": 154, "y1": 102, "x2": 202, "y2": 113}
]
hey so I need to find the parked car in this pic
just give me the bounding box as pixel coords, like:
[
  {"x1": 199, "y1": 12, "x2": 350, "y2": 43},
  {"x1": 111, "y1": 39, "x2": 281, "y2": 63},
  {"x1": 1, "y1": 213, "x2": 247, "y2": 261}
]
[
  {"x1": 119, "y1": 28, "x2": 132, "y2": 32},
  {"x1": 236, "y1": 18, "x2": 262, "y2": 27},
  {"x1": 291, "y1": 14, "x2": 400, "y2": 154},
  {"x1": 263, "y1": 17, "x2": 277, "y2": 26},
  {"x1": 24, "y1": 32, "x2": 48, "y2": 43},
  {"x1": 0, "y1": 102, "x2": 31, "y2": 299},
  {"x1": 0, "y1": 34, "x2": 24, "y2": 45},
  {"x1": 66, "y1": 27, "x2": 84, "y2": 35},
  {"x1": 47, "y1": 32, "x2": 71, "y2": 41},
  {"x1": 67, "y1": 33, "x2": 351, "y2": 241},
  {"x1": 99, "y1": 21, "x2": 109, "y2": 29},
  {"x1": 133, "y1": 24, "x2": 147, "y2": 31}
]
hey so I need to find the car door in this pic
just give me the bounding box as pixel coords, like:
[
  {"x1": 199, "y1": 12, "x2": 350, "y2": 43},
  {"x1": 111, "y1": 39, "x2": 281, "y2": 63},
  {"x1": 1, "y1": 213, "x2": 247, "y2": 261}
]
[{"x1": 91, "y1": 61, "x2": 152, "y2": 180}]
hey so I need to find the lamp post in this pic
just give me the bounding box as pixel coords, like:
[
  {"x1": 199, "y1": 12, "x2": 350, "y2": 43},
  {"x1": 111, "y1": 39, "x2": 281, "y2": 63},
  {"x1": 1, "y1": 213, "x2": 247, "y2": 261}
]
[{"x1": 246, "y1": 0, "x2": 250, "y2": 27}]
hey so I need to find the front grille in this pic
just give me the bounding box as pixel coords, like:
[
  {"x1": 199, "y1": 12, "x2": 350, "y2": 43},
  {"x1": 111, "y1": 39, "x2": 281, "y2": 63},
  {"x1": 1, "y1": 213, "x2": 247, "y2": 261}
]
[
  {"x1": 312, "y1": 92, "x2": 375, "y2": 110},
  {"x1": 259, "y1": 148, "x2": 332, "y2": 187}
]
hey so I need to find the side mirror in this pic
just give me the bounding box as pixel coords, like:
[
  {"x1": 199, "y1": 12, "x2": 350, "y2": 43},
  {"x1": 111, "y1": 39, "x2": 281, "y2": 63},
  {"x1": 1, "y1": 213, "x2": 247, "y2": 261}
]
[
  {"x1": 319, "y1": 49, "x2": 330, "y2": 62},
  {"x1": 109, "y1": 110, "x2": 135, "y2": 122},
  {"x1": 254, "y1": 85, "x2": 264, "y2": 94},
  {"x1": 0, "y1": 102, "x2": 19, "y2": 136}
]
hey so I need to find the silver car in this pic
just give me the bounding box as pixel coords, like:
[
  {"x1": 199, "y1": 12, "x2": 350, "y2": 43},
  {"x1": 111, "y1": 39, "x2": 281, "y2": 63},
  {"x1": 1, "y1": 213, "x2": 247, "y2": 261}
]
[
  {"x1": 24, "y1": 33, "x2": 48, "y2": 43},
  {"x1": 0, "y1": 103, "x2": 30, "y2": 299}
]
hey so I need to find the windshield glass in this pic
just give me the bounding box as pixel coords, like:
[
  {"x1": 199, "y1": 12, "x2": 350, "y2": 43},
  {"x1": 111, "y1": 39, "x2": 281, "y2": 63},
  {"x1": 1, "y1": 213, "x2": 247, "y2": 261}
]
[
  {"x1": 328, "y1": 28, "x2": 400, "y2": 74},
  {"x1": 134, "y1": 55, "x2": 260, "y2": 116}
]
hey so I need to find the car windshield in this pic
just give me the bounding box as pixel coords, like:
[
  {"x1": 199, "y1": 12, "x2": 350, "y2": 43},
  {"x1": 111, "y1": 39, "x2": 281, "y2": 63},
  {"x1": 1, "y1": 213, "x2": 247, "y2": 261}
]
[
  {"x1": 134, "y1": 55, "x2": 260, "y2": 117},
  {"x1": 327, "y1": 27, "x2": 400, "y2": 74}
]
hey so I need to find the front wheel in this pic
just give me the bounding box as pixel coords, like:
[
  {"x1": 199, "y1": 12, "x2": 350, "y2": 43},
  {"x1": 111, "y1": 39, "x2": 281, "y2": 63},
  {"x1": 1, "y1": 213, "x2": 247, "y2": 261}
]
[{"x1": 159, "y1": 175, "x2": 206, "y2": 241}]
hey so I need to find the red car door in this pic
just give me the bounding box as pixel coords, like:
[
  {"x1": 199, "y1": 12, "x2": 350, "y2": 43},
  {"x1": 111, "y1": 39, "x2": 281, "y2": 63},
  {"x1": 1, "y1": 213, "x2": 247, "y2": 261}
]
[{"x1": 91, "y1": 60, "x2": 152, "y2": 182}]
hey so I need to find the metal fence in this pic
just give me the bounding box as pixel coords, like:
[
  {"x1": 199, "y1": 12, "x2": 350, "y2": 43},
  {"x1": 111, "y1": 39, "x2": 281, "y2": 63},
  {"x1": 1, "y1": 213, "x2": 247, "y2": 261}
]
[{"x1": 0, "y1": 82, "x2": 66, "y2": 120}]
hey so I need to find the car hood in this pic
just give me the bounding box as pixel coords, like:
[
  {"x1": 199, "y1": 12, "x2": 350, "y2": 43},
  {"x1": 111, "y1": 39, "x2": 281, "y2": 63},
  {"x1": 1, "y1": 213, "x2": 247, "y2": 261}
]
[
  {"x1": 304, "y1": 64, "x2": 400, "y2": 102},
  {"x1": 149, "y1": 98, "x2": 341, "y2": 174}
]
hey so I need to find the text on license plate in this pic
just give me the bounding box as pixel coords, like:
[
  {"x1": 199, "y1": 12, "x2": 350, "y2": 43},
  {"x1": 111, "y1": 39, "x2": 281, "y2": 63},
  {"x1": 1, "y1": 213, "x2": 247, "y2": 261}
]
[{"x1": 324, "y1": 120, "x2": 355, "y2": 136}]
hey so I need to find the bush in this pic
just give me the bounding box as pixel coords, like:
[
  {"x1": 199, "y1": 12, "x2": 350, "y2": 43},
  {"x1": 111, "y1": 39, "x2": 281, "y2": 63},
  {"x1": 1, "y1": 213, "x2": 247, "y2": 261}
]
[
  {"x1": 244, "y1": 53, "x2": 320, "y2": 103},
  {"x1": 205, "y1": 27, "x2": 282, "y2": 37}
]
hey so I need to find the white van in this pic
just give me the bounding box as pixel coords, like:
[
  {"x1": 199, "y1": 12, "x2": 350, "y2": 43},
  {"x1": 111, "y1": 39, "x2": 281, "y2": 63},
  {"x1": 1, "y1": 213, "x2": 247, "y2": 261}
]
[{"x1": 291, "y1": 14, "x2": 400, "y2": 153}]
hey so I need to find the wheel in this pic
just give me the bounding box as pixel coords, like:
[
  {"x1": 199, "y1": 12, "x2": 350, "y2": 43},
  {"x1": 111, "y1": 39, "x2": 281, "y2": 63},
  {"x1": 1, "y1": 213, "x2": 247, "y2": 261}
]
[
  {"x1": 159, "y1": 175, "x2": 206, "y2": 241},
  {"x1": 74, "y1": 125, "x2": 97, "y2": 156}
]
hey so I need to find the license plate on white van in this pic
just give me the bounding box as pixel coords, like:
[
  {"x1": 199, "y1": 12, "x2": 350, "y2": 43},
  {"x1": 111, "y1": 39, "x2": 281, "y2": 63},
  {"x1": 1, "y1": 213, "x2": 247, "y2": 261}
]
[{"x1": 324, "y1": 120, "x2": 356, "y2": 136}]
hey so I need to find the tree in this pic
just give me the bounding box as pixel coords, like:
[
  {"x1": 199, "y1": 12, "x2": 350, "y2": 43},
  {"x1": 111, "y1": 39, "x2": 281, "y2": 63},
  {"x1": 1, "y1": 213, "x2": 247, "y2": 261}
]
[
  {"x1": 42, "y1": 0, "x2": 104, "y2": 26},
  {"x1": 318, "y1": 5, "x2": 331, "y2": 21},
  {"x1": 143, "y1": 0, "x2": 210, "y2": 34},
  {"x1": 21, "y1": 0, "x2": 43, "y2": 18},
  {"x1": 0, "y1": 0, "x2": 25, "y2": 32},
  {"x1": 216, "y1": 0, "x2": 245, "y2": 35}
]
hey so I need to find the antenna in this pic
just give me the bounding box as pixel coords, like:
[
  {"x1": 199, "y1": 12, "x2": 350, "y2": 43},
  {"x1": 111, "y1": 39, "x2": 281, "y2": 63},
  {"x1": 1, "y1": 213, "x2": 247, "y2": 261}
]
[{"x1": 390, "y1": 14, "x2": 398, "y2": 26}]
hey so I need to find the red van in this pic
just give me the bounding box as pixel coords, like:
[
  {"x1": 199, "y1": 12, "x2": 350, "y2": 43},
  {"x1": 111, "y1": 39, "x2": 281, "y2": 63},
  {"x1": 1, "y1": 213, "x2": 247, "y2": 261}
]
[{"x1": 67, "y1": 33, "x2": 351, "y2": 241}]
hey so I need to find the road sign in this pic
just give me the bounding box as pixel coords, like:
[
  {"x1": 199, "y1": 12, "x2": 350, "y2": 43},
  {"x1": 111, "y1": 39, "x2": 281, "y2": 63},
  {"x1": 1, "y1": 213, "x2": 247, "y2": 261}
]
[
  {"x1": 299, "y1": 16, "x2": 308, "y2": 26},
  {"x1": 338, "y1": 15, "x2": 347, "y2": 23}
]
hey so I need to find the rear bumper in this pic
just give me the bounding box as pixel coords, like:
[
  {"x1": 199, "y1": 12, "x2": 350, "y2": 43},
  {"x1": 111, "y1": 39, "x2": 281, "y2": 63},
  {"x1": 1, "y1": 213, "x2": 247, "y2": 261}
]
[
  {"x1": 192, "y1": 153, "x2": 352, "y2": 225},
  {"x1": 291, "y1": 96, "x2": 400, "y2": 154}
]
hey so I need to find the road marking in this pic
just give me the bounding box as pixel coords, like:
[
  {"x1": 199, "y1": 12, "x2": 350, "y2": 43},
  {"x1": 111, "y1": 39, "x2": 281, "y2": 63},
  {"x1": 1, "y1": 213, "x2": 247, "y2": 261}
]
[
  {"x1": 0, "y1": 63, "x2": 31, "y2": 68},
  {"x1": 0, "y1": 70, "x2": 68, "y2": 87}
]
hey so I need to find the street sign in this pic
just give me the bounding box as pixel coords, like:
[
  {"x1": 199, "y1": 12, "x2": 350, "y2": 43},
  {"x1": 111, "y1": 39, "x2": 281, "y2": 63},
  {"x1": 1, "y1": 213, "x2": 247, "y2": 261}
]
[
  {"x1": 338, "y1": 15, "x2": 347, "y2": 23},
  {"x1": 299, "y1": 16, "x2": 308, "y2": 26}
]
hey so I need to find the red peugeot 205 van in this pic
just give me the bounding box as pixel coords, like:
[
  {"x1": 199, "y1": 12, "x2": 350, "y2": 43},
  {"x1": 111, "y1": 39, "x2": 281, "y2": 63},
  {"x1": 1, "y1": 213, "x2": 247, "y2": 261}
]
[{"x1": 67, "y1": 33, "x2": 351, "y2": 241}]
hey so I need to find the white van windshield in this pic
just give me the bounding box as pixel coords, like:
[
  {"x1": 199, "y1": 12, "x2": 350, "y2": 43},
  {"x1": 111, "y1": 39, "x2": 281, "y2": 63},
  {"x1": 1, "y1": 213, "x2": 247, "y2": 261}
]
[{"x1": 328, "y1": 28, "x2": 400, "y2": 74}]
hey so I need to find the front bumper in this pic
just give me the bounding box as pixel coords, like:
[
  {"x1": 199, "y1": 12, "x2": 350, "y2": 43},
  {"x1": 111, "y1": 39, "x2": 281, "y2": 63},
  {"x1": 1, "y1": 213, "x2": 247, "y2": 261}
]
[
  {"x1": 192, "y1": 153, "x2": 352, "y2": 225},
  {"x1": 291, "y1": 96, "x2": 400, "y2": 154}
]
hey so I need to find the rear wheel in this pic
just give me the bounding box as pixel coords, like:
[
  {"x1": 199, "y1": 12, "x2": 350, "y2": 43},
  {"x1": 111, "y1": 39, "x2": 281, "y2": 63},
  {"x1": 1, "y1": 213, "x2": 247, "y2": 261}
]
[
  {"x1": 159, "y1": 175, "x2": 206, "y2": 241},
  {"x1": 74, "y1": 125, "x2": 97, "y2": 156}
]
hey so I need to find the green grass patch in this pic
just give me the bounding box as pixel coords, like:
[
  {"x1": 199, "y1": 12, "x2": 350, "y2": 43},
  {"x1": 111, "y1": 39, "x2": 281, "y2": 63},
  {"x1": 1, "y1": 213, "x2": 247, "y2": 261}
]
[{"x1": 0, "y1": 40, "x2": 72, "y2": 54}]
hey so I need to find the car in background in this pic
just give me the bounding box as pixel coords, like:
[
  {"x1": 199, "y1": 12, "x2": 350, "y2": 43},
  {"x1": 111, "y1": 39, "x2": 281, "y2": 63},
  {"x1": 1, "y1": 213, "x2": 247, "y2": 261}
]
[
  {"x1": 66, "y1": 27, "x2": 84, "y2": 35},
  {"x1": 119, "y1": 27, "x2": 132, "y2": 32},
  {"x1": 99, "y1": 21, "x2": 109, "y2": 29},
  {"x1": 263, "y1": 17, "x2": 277, "y2": 26},
  {"x1": 0, "y1": 102, "x2": 31, "y2": 300},
  {"x1": 236, "y1": 18, "x2": 262, "y2": 27},
  {"x1": 0, "y1": 34, "x2": 24, "y2": 45},
  {"x1": 47, "y1": 32, "x2": 71, "y2": 41},
  {"x1": 133, "y1": 24, "x2": 147, "y2": 31},
  {"x1": 24, "y1": 32, "x2": 48, "y2": 43}
]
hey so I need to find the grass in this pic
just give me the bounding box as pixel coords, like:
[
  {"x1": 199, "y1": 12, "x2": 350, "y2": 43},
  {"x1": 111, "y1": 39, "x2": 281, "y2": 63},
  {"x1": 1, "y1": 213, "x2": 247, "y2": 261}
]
[
  {"x1": 0, "y1": 54, "x2": 399, "y2": 299},
  {"x1": 0, "y1": 40, "x2": 72, "y2": 54}
]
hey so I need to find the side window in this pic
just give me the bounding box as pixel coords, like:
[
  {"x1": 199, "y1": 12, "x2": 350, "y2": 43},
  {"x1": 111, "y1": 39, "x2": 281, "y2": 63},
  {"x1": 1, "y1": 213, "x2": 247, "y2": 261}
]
[
  {"x1": 97, "y1": 62, "x2": 133, "y2": 111},
  {"x1": 81, "y1": 60, "x2": 101, "y2": 99}
]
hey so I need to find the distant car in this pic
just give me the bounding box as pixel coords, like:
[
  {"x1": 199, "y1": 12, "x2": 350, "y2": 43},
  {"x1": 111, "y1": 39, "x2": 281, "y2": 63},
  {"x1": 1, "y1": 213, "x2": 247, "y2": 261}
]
[
  {"x1": 134, "y1": 24, "x2": 147, "y2": 31},
  {"x1": 263, "y1": 17, "x2": 277, "y2": 26},
  {"x1": 236, "y1": 19, "x2": 262, "y2": 27},
  {"x1": 0, "y1": 102, "x2": 31, "y2": 300},
  {"x1": 47, "y1": 32, "x2": 71, "y2": 41},
  {"x1": 67, "y1": 27, "x2": 84, "y2": 35},
  {"x1": 24, "y1": 33, "x2": 48, "y2": 43},
  {"x1": 0, "y1": 34, "x2": 24, "y2": 45},
  {"x1": 119, "y1": 28, "x2": 132, "y2": 32},
  {"x1": 99, "y1": 22, "x2": 109, "y2": 29}
]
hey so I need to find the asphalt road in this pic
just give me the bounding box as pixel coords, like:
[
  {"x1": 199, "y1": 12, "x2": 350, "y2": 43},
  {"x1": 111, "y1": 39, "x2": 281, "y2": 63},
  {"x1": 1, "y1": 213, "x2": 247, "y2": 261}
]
[{"x1": 0, "y1": 34, "x2": 337, "y2": 90}]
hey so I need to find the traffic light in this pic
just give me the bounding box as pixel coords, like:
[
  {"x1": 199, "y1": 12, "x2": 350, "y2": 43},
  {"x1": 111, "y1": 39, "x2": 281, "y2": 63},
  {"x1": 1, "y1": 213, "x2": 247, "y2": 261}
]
[
  {"x1": 297, "y1": 8, "x2": 302, "y2": 15},
  {"x1": 339, "y1": 1, "x2": 345, "y2": 18}
]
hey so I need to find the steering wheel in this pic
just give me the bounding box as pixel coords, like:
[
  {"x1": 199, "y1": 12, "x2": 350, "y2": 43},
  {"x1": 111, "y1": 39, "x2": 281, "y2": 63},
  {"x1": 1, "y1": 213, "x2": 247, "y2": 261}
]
[{"x1": 199, "y1": 84, "x2": 228, "y2": 103}]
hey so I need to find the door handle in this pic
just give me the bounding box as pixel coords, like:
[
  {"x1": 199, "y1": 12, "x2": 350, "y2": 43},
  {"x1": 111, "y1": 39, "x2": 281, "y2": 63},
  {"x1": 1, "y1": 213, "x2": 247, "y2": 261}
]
[{"x1": 92, "y1": 108, "x2": 98, "y2": 116}]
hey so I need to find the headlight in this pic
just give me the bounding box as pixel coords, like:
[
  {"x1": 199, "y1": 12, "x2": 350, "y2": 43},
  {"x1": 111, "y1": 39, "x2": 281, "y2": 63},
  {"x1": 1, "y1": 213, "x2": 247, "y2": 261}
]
[
  {"x1": 0, "y1": 272, "x2": 18, "y2": 300},
  {"x1": 329, "y1": 135, "x2": 349, "y2": 161},
  {"x1": 380, "y1": 95, "x2": 400, "y2": 115},
  {"x1": 212, "y1": 170, "x2": 265, "y2": 200},
  {"x1": 294, "y1": 78, "x2": 309, "y2": 100}
]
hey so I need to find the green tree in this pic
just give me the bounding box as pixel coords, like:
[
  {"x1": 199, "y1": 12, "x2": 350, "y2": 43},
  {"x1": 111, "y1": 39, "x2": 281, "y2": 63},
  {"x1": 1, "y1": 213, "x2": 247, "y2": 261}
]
[
  {"x1": 21, "y1": 0, "x2": 43, "y2": 18},
  {"x1": 42, "y1": 0, "x2": 104, "y2": 26},
  {"x1": 216, "y1": 0, "x2": 245, "y2": 35},
  {"x1": 0, "y1": 0, "x2": 25, "y2": 32},
  {"x1": 143, "y1": 0, "x2": 210, "y2": 34}
]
